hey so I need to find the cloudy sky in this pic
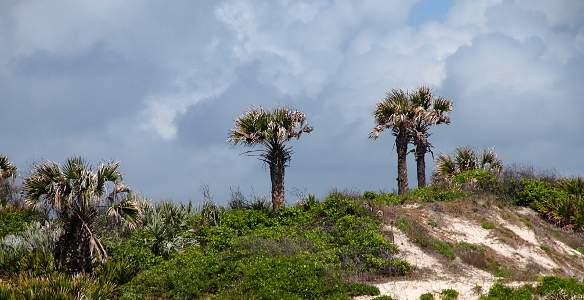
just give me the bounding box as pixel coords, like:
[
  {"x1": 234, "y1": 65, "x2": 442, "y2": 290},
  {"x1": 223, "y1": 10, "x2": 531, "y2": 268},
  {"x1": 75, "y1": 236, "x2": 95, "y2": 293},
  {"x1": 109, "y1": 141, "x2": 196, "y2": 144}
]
[{"x1": 1, "y1": 0, "x2": 583, "y2": 205}]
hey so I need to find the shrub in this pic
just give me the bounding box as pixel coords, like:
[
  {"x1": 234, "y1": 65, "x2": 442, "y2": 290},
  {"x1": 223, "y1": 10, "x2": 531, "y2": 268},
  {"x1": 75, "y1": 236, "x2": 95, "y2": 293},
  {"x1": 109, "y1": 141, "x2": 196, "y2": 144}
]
[
  {"x1": 420, "y1": 292, "x2": 435, "y2": 300},
  {"x1": 515, "y1": 179, "x2": 562, "y2": 207},
  {"x1": 411, "y1": 187, "x2": 465, "y2": 202},
  {"x1": 0, "y1": 207, "x2": 44, "y2": 238},
  {"x1": 440, "y1": 289, "x2": 459, "y2": 300},
  {"x1": 363, "y1": 191, "x2": 378, "y2": 200},
  {"x1": 372, "y1": 296, "x2": 398, "y2": 300},
  {"x1": 452, "y1": 169, "x2": 500, "y2": 193},
  {"x1": 481, "y1": 222, "x2": 495, "y2": 229},
  {"x1": 120, "y1": 192, "x2": 400, "y2": 299},
  {"x1": 536, "y1": 276, "x2": 584, "y2": 297},
  {"x1": 412, "y1": 237, "x2": 456, "y2": 260}
]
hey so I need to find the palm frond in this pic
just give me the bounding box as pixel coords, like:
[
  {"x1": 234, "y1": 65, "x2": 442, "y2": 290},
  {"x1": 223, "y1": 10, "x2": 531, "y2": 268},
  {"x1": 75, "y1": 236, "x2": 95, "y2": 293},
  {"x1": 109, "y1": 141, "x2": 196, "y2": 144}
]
[
  {"x1": 434, "y1": 154, "x2": 457, "y2": 177},
  {"x1": 0, "y1": 154, "x2": 18, "y2": 179}
]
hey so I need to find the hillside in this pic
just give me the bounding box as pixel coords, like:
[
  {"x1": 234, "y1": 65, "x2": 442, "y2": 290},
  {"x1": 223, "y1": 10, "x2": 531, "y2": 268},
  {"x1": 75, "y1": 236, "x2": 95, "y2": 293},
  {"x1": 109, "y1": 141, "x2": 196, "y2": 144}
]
[{"x1": 355, "y1": 197, "x2": 584, "y2": 300}]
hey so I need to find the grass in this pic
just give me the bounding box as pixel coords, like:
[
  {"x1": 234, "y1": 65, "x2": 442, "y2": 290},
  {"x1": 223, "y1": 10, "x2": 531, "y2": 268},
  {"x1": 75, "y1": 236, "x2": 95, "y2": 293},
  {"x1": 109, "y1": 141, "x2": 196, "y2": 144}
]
[{"x1": 481, "y1": 222, "x2": 495, "y2": 229}]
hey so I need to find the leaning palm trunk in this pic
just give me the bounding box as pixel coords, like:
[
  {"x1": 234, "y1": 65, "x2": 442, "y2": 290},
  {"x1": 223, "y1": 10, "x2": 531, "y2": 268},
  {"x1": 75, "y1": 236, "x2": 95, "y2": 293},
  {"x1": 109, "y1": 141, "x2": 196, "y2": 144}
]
[{"x1": 396, "y1": 127, "x2": 409, "y2": 195}]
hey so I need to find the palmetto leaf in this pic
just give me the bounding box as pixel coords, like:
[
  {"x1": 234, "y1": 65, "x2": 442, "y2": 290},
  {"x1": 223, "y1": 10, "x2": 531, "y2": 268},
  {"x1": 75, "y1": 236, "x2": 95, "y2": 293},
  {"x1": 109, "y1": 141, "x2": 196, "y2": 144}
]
[
  {"x1": 22, "y1": 157, "x2": 134, "y2": 273},
  {"x1": 0, "y1": 154, "x2": 18, "y2": 179}
]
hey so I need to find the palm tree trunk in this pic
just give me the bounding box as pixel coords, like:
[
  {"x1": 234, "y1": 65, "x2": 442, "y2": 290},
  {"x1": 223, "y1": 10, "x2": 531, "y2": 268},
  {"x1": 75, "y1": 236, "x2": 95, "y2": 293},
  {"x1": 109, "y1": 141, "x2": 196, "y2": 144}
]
[
  {"x1": 396, "y1": 128, "x2": 409, "y2": 195},
  {"x1": 269, "y1": 146, "x2": 286, "y2": 212},
  {"x1": 414, "y1": 139, "x2": 427, "y2": 188}
]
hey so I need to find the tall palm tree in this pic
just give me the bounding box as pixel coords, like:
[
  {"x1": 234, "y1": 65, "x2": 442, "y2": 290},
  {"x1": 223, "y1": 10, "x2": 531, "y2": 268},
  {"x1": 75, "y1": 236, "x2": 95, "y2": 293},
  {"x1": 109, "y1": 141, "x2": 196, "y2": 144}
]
[
  {"x1": 434, "y1": 146, "x2": 503, "y2": 179},
  {"x1": 0, "y1": 154, "x2": 18, "y2": 206},
  {"x1": 409, "y1": 86, "x2": 452, "y2": 188},
  {"x1": 23, "y1": 157, "x2": 139, "y2": 274},
  {"x1": 369, "y1": 89, "x2": 415, "y2": 195},
  {"x1": 228, "y1": 105, "x2": 313, "y2": 211}
]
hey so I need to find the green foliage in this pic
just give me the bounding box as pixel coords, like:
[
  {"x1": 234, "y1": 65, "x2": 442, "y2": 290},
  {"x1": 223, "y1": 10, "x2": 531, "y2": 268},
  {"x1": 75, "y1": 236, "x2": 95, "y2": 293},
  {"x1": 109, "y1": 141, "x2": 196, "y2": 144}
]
[
  {"x1": 514, "y1": 178, "x2": 584, "y2": 230},
  {"x1": 420, "y1": 292, "x2": 435, "y2": 300},
  {"x1": 480, "y1": 283, "x2": 536, "y2": 300},
  {"x1": 0, "y1": 271, "x2": 117, "y2": 299},
  {"x1": 94, "y1": 260, "x2": 138, "y2": 286},
  {"x1": 411, "y1": 187, "x2": 466, "y2": 202},
  {"x1": 394, "y1": 218, "x2": 414, "y2": 231},
  {"x1": 0, "y1": 207, "x2": 44, "y2": 238},
  {"x1": 362, "y1": 254, "x2": 410, "y2": 276},
  {"x1": 515, "y1": 179, "x2": 562, "y2": 207},
  {"x1": 372, "y1": 296, "x2": 398, "y2": 300},
  {"x1": 440, "y1": 289, "x2": 459, "y2": 300},
  {"x1": 412, "y1": 237, "x2": 457, "y2": 260},
  {"x1": 363, "y1": 191, "x2": 378, "y2": 200},
  {"x1": 481, "y1": 222, "x2": 495, "y2": 229},
  {"x1": 106, "y1": 232, "x2": 164, "y2": 272},
  {"x1": 480, "y1": 277, "x2": 584, "y2": 300},
  {"x1": 536, "y1": 276, "x2": 584, "y2": 296},
  {"x1": 452, "y1": 169, "x2": 500, "y2": 192},
  {"x1": 120, "y1": 193, "x2": 396, "y2": 299}
]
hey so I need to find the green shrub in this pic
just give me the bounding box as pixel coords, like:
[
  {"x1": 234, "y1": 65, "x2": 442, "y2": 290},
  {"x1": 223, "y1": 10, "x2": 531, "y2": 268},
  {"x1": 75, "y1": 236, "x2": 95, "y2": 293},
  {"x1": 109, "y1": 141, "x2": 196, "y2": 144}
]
[
  {"x1": 120, "y1": 192, "x2": 401, "y2": 300},
  {"x1": 453, "y1": 169, "x2": 500, "y2": 192},
  {"x1": 536, "y1": 276, "x2": 584, "y2": 297},
  {"x1": 412, "y1": 237, "x2": 456, "y2": 260},
  {"x1": 440, "y1": 289, "x2": 459, "y2": 300},
  {"x1": 363, "y1": 191, "x2": 378, "y2": 200},
  {"x1": 372, "y1": 296, "x2": 398, "y2": 300},
  {"x1": 411, "y1": 187, "x2": 465, "y2": 202},
  {"x1": 0, "y1": 207, "x2": 44, "y2": 238},
  {"x1": 420, "y1": 292, "x2": 435, "y2": 300},
  {"x1": 420, "y1": 293, "x2": 434, "y2": 300},
  {"x1": 331, "y1": 215, "x2": 398, "y2": 256},
  {"x1": 515, "y1": 179, "x2": 562, "y2": 207},
  {"x1": 481, "y1": 222, "x2": 495, "y2": 229}
]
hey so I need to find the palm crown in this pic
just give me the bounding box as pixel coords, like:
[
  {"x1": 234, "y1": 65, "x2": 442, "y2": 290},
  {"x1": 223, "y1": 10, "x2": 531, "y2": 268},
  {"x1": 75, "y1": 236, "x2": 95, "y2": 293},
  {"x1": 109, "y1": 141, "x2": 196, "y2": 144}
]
[
  {"x1": 229, "y1": 105, "x2": 313, "y2": 148},
  {"x1": 0, "y1": 154, "x2": 17, "y2": 179},
  {"x1": 434, "y1": 146, "x2": 503, "y2": 178},
  {"x1": 23, "y1": 157, "x2": 139, "y2": 273}
]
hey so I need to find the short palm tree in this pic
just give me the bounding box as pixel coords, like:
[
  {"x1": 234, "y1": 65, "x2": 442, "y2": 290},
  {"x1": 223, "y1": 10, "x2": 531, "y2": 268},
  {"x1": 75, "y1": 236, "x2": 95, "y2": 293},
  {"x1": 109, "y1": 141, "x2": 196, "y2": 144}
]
[
  {"x1": 0, "y1": 154, "x2": 18, "y2": 206},
  {"x1": 0, "y1": 155, "x2": 17, "y2": 179},
  {"x1": 228, "y1": 105, "x2": 313, "y2": 211},
  {"x1": 409, "y1": 86, "x2": 452, "y2": 188},
  {"x1": 434, "y1": 146, "x2": 503, "y2": 179},
  {"x1": 23, "y1": 157, "x2": 140, "y2": 274},
  {"x1": 369, "y1": 89, "x2": 415, "y2": 195}
]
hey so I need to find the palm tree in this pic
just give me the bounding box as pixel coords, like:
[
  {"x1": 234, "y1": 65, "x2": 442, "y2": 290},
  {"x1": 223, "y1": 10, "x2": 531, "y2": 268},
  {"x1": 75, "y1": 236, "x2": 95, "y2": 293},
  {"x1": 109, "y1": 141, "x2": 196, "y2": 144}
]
[
  {"x1": 409, "y1": 86, "x2": 452, "y2": 188},
  {"x1": 0, "y1": 154, "x2": 18, "y2": 206},
  {"x1": 23, "y1": 157, "x2": 140, "y2": 274},
  {"x1": 228, "y1": 105, "x2": 313, "y2": 211},
  {"x1": 434, "y1": 146, "x2": 503, "y2": 179},
  {"x1": 369, "y1": 89, "x2": 415, "y2": 195},
  {"x1": 0, "y1": 155, "x2": 17, "y2": 179}
]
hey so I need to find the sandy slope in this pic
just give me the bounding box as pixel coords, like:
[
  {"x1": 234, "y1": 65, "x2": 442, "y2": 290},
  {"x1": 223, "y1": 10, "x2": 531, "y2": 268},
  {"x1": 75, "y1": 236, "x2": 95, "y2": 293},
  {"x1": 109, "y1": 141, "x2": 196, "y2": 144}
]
[{"x1": 353, "y1": 202, "x2": 584, "y2": 300}]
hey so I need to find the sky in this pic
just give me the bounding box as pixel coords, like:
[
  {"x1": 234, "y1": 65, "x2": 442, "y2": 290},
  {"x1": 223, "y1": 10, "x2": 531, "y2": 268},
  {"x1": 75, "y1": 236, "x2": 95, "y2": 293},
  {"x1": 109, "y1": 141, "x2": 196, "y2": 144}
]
[{"x1": 1, "y1": 0, "x2": 583, "y2": 205}]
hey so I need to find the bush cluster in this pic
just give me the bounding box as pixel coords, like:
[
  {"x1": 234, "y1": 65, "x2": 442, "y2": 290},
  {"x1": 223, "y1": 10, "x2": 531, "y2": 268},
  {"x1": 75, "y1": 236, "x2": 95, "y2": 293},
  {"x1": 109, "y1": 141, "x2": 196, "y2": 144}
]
[{"x1": 117, "y1": 192, "x2": 405, "y2": 299}]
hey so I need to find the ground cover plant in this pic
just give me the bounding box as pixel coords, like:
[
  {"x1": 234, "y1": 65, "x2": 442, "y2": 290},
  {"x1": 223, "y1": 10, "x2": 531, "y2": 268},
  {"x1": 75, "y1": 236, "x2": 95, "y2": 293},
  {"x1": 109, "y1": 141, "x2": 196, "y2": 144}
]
[
  {"x1": 3, "y1": 152, "x2": 584, "y2": 299},
  {"x1": 118, "y1": 192, "x2": 408, "y2": 299},
  {"x1": 479, "y1": 276, "x2": 584, "y2": 300}
]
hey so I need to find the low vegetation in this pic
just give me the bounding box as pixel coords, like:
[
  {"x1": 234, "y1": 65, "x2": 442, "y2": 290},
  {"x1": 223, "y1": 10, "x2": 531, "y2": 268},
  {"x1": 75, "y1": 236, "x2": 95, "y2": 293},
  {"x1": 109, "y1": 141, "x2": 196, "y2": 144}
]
[{"x1": 1, "y1": 152, "x2": 584, "y2": 299}]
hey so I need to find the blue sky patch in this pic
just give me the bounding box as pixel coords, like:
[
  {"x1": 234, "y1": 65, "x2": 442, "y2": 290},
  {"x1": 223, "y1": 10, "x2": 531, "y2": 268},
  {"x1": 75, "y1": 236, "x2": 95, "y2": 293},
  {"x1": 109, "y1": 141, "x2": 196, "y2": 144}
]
[{"x1": 407, "y1": 0, "x2": 453, "y2": 26}]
